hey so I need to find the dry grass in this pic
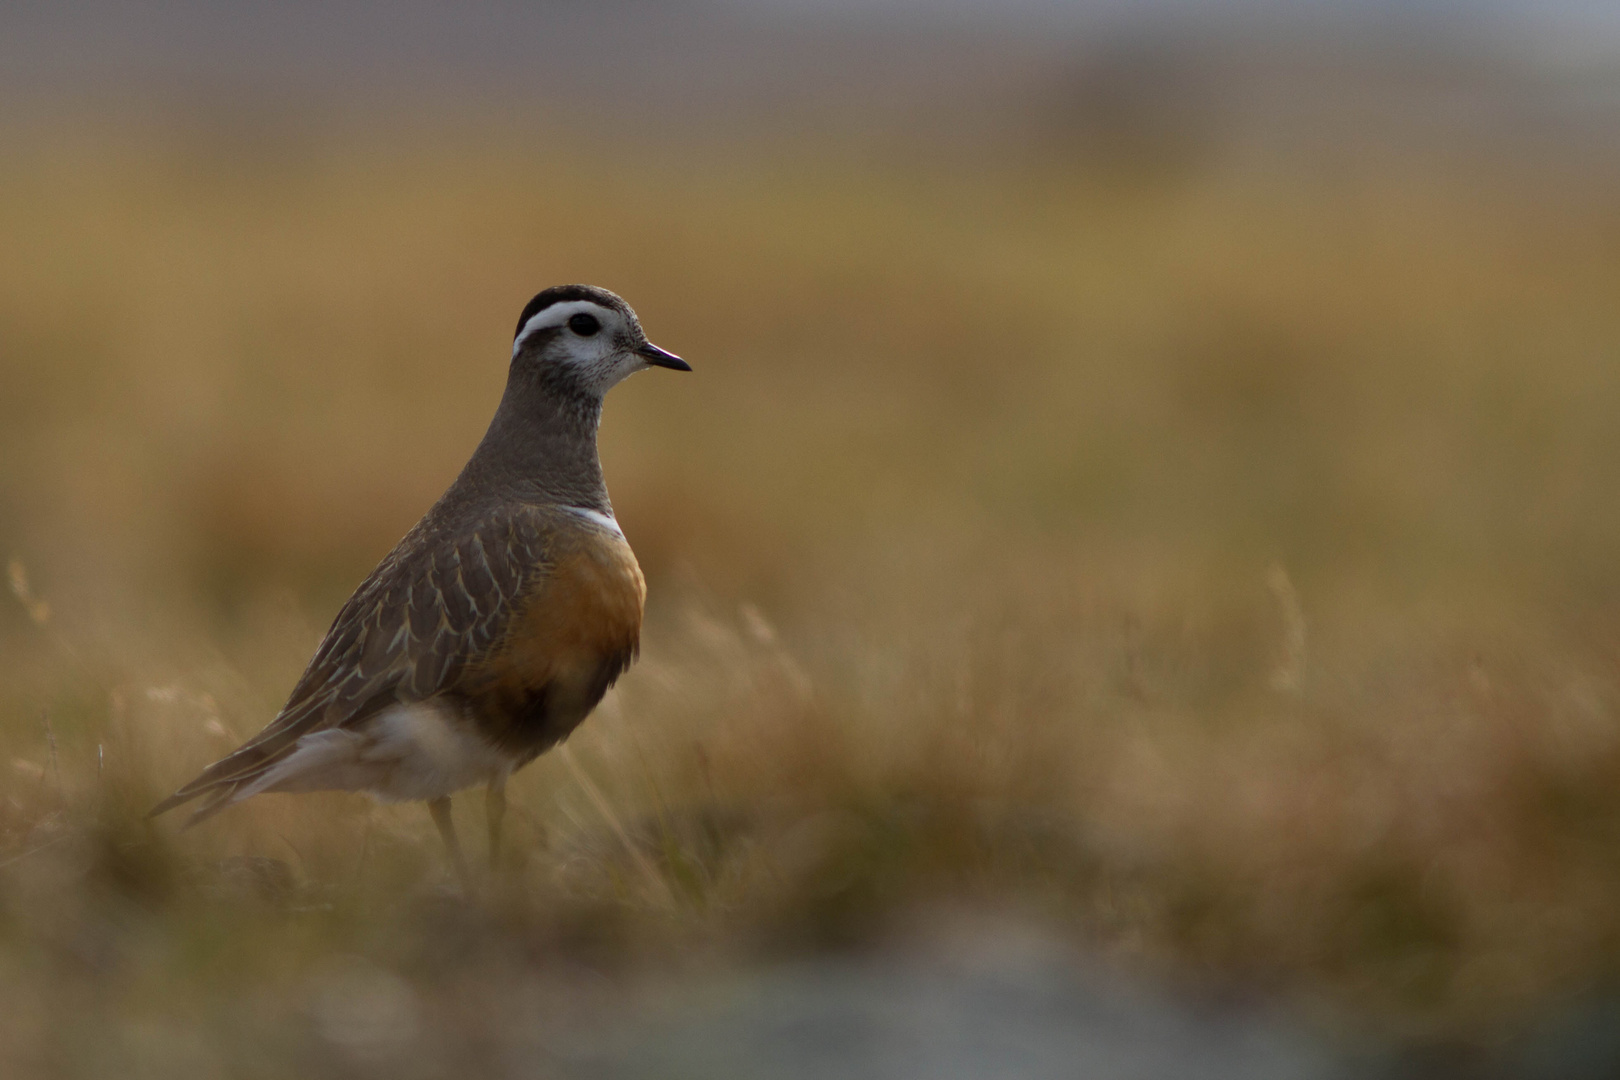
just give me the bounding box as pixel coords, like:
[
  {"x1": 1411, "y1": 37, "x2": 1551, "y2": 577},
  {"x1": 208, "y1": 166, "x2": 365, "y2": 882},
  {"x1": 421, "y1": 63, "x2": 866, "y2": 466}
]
[{"x1": 4, "y1": 117, "x2": 1620, "y2": 1072}]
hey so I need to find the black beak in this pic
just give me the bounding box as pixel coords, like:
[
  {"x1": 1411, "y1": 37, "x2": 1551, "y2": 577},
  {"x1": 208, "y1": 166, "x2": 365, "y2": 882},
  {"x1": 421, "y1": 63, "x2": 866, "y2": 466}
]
[{"x1": 636, "y1": 342, "x2": 691, "y2": 371}]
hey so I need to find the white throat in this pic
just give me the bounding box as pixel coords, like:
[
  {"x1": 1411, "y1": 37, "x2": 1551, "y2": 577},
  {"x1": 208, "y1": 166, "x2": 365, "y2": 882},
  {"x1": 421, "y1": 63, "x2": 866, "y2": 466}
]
[{"x1": 562, "y1": 505, "x2": 623, "y2": 538}]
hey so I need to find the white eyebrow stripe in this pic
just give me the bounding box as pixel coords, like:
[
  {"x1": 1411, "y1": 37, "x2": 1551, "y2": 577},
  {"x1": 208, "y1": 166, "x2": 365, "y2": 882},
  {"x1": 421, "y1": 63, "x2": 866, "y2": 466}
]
[
  {"x1": 512, "y1": 300, "x2": 616, "y2": 355},
  {"x1": 561, "y1": 505, "x2": 624, "y2": 538}
]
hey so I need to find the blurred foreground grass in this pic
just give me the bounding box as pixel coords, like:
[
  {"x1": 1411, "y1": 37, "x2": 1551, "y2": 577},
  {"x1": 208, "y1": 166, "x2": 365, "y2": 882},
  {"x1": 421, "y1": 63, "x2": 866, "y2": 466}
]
[{"x1": 4, "y1": 119, "x2": 1620, "y2": 1072}]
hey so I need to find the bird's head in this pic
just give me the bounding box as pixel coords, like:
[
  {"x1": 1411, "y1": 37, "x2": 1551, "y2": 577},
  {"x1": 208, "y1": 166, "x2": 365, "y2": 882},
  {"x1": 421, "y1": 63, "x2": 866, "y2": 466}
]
[{"x1": 510, "y1": 284, "x2": 688, "y2": 400}]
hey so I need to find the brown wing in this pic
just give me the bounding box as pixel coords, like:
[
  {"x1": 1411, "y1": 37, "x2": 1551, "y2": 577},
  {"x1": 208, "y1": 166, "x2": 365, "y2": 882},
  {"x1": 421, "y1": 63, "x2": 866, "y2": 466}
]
[{"x1": 151, "y1": 505, "x2": 556, "y2": 820}]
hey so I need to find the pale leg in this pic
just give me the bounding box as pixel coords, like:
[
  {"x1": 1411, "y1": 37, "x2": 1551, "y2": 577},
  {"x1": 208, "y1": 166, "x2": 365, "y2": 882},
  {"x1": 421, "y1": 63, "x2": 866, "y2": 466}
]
[
  {"x1": 428, "y1": 796, "x2": 471, "y2": 891},
  {"x1": 486, "y1": 777, "x2": 507, "y2": 873}
]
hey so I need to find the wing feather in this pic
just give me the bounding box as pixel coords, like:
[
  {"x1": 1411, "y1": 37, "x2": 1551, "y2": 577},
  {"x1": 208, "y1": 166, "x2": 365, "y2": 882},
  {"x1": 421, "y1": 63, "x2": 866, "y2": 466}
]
[{"x1": 150, "y1": 505, "x2": 559, "y2": 818}]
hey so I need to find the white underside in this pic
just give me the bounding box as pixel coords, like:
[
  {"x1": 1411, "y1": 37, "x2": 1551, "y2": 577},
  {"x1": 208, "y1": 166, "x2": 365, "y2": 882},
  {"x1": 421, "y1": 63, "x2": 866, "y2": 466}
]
[{"x1": 231, "y1": 701, "x2": 510, "y2": 805}]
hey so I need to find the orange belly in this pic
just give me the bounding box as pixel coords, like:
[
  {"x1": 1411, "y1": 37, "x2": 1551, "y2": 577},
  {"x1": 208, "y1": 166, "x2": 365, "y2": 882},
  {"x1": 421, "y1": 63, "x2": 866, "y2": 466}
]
[{"x1": 460, "y1": 524, "x2": 645, "y2": 757}]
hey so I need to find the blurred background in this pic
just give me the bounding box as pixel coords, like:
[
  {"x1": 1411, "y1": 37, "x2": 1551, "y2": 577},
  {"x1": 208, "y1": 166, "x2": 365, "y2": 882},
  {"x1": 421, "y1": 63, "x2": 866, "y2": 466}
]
[{"x1": 4, "y1": 2, "x2": 1620, "y2": 1076}]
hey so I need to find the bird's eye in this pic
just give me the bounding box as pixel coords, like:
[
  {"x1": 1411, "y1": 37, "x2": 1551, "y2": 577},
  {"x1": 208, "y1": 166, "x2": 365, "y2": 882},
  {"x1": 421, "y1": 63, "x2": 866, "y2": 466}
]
[{"x1": 568, "y1": 313, "x2": 601, "y2": 337}]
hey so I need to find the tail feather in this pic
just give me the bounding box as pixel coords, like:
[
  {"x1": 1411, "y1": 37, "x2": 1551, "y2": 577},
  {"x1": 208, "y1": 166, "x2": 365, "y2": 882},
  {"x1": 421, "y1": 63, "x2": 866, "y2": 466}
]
[
  {"x1": 150, "y1": 729, "x2": 376, "y2": 825},
  {"x1": 149, "y1": 743, "x2": 292, "y2": 822},
  {"x1": 150, "y1": 764, "x2": 267, "y2": 824},
  {"x1": 148, "y1": 714, "x2": 327, "y2": 817},
  {"x1": 147, "y1": 786, "x2": 204, "y2": 819},
  {"x1": 147, "y1": 778, "x2": 249, "y2": 827},
  {"x1": 182, "y1": 784, "x2": 243, "y2": 827}
]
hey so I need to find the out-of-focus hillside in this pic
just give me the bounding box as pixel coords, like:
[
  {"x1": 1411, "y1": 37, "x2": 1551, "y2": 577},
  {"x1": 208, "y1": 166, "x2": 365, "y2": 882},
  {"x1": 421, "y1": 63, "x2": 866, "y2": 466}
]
[
  {"x1": 5, "y1": 6, "x2": 1620, "y2": 1077},
  {"x1": 5, "y1": 1, "x2": 1620, "y2": 160}
]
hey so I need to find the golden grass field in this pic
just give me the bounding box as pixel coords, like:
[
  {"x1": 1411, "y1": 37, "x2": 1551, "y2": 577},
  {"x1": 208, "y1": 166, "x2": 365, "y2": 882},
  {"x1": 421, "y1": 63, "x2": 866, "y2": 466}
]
[{"x1": 4, "y1": 118, "x2": 1620, "y2": 1071}]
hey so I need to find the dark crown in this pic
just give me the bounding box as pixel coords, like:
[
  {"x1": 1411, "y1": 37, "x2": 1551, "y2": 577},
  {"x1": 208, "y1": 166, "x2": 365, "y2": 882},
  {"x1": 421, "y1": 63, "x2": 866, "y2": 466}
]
[{"x1": 513, "y1": 285, "x2": 631, "y2": 341}]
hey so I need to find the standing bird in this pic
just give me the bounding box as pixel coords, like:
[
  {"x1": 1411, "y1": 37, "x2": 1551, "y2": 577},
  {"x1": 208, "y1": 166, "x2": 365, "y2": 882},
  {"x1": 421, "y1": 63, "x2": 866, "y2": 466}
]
[{"x1": 152, "y1": 285, "x2": 689, "y2": 884}]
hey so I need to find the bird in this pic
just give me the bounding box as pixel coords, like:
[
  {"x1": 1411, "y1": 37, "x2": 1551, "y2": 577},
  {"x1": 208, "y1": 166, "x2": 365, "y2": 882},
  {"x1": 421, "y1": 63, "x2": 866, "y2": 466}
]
[{"x1": 151, "y1": 284, "x2": 690, "y2": 885}]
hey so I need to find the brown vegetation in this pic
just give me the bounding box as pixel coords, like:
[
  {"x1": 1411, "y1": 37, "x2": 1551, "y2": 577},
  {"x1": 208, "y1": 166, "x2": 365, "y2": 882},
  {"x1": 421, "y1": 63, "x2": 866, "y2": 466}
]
[{"x1": 4, "y1": 120, "x2": 1620, "y2": 1071}]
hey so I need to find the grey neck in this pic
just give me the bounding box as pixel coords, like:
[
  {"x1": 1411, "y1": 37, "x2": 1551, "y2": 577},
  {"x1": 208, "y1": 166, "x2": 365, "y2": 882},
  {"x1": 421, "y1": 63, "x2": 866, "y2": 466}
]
[{"x1": 454, "y1": 362, "x2": 610, "y2": 514}]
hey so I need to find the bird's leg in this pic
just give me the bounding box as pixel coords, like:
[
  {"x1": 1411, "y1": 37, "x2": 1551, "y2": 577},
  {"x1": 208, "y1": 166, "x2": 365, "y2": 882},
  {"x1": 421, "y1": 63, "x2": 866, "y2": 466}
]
[
  {"x1": 486, "y1": 777, "x2": 507, "y2": 874},
  {"x1": 428, "y1": 796, "x2": 471, "y2": 892}
]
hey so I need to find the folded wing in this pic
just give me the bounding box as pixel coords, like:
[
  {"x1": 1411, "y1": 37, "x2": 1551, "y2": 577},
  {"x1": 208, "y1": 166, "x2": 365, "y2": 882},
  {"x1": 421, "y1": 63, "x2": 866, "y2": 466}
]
[{"x1": 151, "y1": 506, "x2": 555, "y2": 823}]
